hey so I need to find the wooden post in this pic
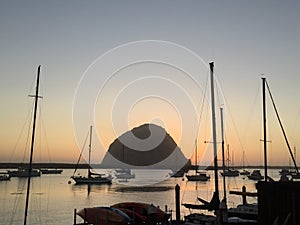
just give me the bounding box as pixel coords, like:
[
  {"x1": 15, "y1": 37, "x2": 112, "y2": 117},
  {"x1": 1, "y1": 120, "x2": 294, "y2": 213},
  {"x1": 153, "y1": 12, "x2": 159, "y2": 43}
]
[
  {"x1": 73, "y1": 208, "x2": 77, "y2": 225},
  {"x1": 175, "y1": 184, "x2": 180, "y2": 222}
]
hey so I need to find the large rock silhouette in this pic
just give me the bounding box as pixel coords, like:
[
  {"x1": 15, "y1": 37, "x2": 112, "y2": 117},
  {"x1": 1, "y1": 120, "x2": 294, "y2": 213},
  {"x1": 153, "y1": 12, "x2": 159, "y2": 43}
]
[{"x1": 101, "y1": 123, "x2": 188, "y2": 170}]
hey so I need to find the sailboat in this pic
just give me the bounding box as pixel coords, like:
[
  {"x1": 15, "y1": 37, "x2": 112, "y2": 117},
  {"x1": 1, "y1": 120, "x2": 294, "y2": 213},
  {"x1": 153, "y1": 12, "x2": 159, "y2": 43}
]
[
  {"x1": 114, "y1": 144, "x2": 135, "y2": 180},
  {"x1": 7, "y1": 166, "x2": 41, "y2": 177},
  {"x1": 240, "y1": 151, "x2": 250, "y2": 176},
  {"x1": 20, "y1": 65, "x2": 42, "y2": 225},
  {"x1": 220, "y1": 144, "x2": 239, "y2": 177},
  {"x1": 183, "y1": 62, "x2": 220, "y2": 224},
  {"x1": 71, "y1": 126, "x2": 112, "y2": 185},
  {"x1": 186, "y1": 140, "x2": 210, "y2": 181}
]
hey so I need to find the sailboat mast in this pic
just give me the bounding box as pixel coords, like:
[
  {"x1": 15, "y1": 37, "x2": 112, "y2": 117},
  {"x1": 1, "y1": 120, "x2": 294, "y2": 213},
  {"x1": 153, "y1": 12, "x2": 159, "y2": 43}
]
[
  {"x1": 209, "y1": 62, "x2": 219, "y2": 200},
  {"x1": 24, "y1": 65, "x2": 41, "y2": 225},
  {"x1": 262, "y1": 77, "x2": 268, "y2": 182},
  {"x1": 195, "y1": 139, "x2": 198, "y2": 172},
  {"x1": 220, "y1": 107, "x2": 226, "y2": 202},
  {"x1": 88, "y1": 126, "x2": 92, "y2": 178}
]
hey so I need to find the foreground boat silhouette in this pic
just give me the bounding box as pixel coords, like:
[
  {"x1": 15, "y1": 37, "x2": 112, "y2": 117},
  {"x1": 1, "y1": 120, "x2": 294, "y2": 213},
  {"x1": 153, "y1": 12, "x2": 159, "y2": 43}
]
[{"x1": 74, "y1": 202, "x2": 170, "y2": 225}]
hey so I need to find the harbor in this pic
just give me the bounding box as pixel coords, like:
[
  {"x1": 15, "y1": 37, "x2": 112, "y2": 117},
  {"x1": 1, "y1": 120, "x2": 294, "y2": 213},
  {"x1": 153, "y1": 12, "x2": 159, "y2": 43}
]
[
  {"x1": 1, "y1": 1, "x2": 300, "y2": 225},
  {"x1": 0, "y1": 168, "x2": 276, "y2": 225}
]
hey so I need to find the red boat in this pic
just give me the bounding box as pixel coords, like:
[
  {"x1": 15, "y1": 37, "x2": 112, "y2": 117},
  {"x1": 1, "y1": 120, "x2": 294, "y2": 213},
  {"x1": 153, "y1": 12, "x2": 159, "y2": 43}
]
[
  {"x1": 112, "y1": 202, "x2": 170, "y2": 223},
  {"x1": 77, "y1": 207, "x2": 131, "y2": 225}
]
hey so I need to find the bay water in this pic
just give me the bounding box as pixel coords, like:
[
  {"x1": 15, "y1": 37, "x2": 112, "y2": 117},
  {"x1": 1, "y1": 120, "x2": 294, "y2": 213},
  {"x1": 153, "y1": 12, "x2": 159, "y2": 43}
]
[{"x1": 0, "y1": 168, "x2": 281, "y2": 225}]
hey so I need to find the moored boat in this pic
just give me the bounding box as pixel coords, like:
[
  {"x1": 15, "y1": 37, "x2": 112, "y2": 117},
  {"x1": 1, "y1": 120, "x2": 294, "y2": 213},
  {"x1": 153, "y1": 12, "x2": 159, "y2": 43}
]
[
  {"x1": 0, "y1": 174, "x2": 10, "y2": 181},
  {"x1": 220, "y1": 169, "x2": 239, "y2": 177},
  {"x1": 240, "y1": 170, "x2": 250, "y2": 176},
  {"x1": 247, "y1": 170, "x2": 264, "y2": 181},
  {"x1": 40, "y1": 168, "x2": 63, "y2": 174},
  {"x1": 7, "y1": 167, "x2": 41, "y2": 177},
  {"x1": 71, "y1": 126, "x2": 112, "y2": 185},
  {"x1": 186, "y1": 171, "x2": 210, "y2": 181},
  {"x1": 115, "y1": 169, "x2": 135, "y2": 179}
]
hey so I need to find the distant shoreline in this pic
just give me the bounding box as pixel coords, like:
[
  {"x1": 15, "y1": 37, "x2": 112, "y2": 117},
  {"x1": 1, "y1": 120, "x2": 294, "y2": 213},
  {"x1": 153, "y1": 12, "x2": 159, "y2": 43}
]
[{"x1": 0, "y1": 163, "x2": 294, "y2": 170}]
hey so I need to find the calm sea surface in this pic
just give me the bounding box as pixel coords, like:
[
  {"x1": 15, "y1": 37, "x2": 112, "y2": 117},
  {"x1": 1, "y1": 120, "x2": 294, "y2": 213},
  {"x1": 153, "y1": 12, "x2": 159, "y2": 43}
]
[{"x1": 0, "y1": 168, "x2": 282, "y2": 225}]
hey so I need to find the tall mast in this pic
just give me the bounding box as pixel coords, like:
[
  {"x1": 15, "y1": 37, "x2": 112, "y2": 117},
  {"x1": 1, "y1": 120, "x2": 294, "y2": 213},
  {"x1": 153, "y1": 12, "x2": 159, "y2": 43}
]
[
  {"x1": 209, "y1": 62, "x2": 219, "y2": 201},
  {"x1": 88, "y1": 126, "x2": 92, "y2": 178},
  {"x1": 262, "y1": 77, "x2": 268, "y2": 181},
  {"x1": 220, "y1": 107, "x2": 226, "y2": 203},
  {"x1": 24, "y1": 65, "x2": 41, "y2": 225},
  {"x1": 195, "y1": 139, "x2": 198, "y2": 172}
]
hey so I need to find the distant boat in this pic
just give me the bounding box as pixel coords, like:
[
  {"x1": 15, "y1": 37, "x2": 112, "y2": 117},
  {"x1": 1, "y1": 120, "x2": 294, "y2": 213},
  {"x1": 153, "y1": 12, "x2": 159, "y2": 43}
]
[
  {"x1": 114, "y1": 168, "x2": 135, "y2": 179},
  {"x1": 247, "y1": 170, "x2": 264, "y2": 181},
  {"x1": 7, "y1": 167, "x2": 41, "y2": 177},
  {"x1": 170, "y1": 169, "x2": 185, "y2": 177},
  {"x1": 186, "y1": 171, "x2": 210, "y2": 181},
  {"x1": 40, "y1": 168, "x2": 63, "y2": 174},
  {"x1": 71, "y1": 126, "x2": 112, "y2": 185},
  {"x1": 186, "y1": 140, "x2": 210, "y2": 182},
  {"x1": 240, "y1": 150, "x2": 250, "y2": 176},
  {"x1": 0, "y1": 174, "x2": 10, "y2": 181},
  {"x1": 240, "y1": 170, "x2": 250, "y2": 176},
  {"x1": 220, "y1": 144, "x2": 239, "y2": 177},
  {"x1": 220, "y1": 168, "x2": 239, "y2": 177},
  {"x1": 290, "y1": 171, "x2": 300, "y2": 179},
  {"x1": 278, "y1": 168, "x2": 291, "y2": 176}
]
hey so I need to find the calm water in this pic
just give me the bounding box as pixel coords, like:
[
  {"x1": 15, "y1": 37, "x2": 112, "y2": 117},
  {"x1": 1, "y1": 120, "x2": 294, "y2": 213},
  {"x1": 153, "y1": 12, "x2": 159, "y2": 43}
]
[{"x1": 0, "y1": 169, "x2": 282, "y2": 225}]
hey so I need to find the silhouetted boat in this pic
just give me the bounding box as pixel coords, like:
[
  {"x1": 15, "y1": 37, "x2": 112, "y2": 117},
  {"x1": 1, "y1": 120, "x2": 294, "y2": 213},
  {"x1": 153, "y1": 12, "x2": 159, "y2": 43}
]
[
  {"x1": 247, "y1": 170, "x2": 264, "y2": 181},
  {"x1": 170, "y1": 169, "x2": 185, "y2": 177},
  {"x1": 220, "y1": 168, "x2": 239, "y2": 177},
  {"x1": 220, "y1": 144, "x2": 239, "y2": 177},
  {"x1": 40, "y1": 168, "x2": 63, "y2": 174},
  {"x1": 240, "y1": 170, "x2": 250, "y2": 176},
  {"x1": 278, "y1": 168, "x2": 290, "y2": 176},
  {"x1": 71, "y1": 126, "x2": 112, "y2": 185},
  {"x1": 182, "y1": 62, "x2": 220, "y2": 224},
  {"x1": 290, "y1": 171, "x2": 300, "y2": 179},
  {"x1": 0, "y1": 174, "x2": 10, "y2": 181},
  {"x1": 7, "y1": 167, "x2": 41, "y2": 177},
  {"x1": 186, "y1": 140, "x2": 210, "y2": 182},
  {"x1": 186, "y1": 171, "x2": 210, "y2": 181}
]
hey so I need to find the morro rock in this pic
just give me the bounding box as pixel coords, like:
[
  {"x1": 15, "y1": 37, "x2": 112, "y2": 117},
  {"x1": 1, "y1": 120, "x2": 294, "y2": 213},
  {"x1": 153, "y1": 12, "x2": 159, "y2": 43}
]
[{"x1": 101, "y1": 123, "x2": 188, "y2": 170}]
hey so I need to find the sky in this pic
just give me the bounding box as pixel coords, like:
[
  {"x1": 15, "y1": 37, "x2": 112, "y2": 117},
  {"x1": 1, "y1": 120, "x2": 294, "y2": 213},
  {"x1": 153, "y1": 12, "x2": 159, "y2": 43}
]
[{"x1": 0, "y1": 1, "x2": 300, "y2": 166}]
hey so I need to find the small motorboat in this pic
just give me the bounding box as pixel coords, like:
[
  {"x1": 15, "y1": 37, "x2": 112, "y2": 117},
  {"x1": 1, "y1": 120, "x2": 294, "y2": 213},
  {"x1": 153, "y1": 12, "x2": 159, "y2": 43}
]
[
  {"x1": 240, "y1": 169, "x2": 250, "y2": 176},
  {"x1": 247, "y1": 170, "x2": 264, "y2": 181},
  {"x1": 186, "y1": 171, "x2": 210, "y2": 181},
  {"x1": 220, "y1": 169, "x2": 240, "y2": 177}
]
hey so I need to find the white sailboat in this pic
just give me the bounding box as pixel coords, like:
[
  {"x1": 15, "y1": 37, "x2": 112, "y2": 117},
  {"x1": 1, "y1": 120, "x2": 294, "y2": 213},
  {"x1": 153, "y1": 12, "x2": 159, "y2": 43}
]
[
  {"x1": 186, "y1": 140, "x2": 210, "y2": 182},
  {"x1": 71, "y1": 126, "x2": 112, "y2": 185}
]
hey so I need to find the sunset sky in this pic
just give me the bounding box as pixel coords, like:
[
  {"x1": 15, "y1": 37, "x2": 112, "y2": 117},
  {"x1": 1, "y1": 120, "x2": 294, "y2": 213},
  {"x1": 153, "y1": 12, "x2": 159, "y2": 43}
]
[{"x1": 0, "y1": 1, "x2": 299, "y2": 166}]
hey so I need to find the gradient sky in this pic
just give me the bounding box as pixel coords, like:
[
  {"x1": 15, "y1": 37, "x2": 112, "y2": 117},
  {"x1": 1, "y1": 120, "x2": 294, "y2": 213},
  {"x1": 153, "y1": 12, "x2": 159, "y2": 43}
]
[{"x1": 0, "y1": 1, "x2": 299, "y2": 166}]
